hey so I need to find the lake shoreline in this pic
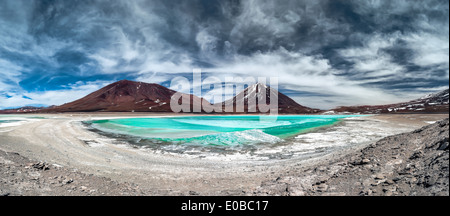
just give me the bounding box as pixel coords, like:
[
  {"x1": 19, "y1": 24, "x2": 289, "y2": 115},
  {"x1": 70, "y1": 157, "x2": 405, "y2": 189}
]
[{"x1": 0, "y1": 113, "x2": 448, "y2": 195}]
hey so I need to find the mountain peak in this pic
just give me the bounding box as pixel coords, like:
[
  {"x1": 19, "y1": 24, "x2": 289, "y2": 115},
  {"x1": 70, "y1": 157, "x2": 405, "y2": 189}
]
[
  {"x1": 420, "y1": 88, "x2": 449, "y2": 100},
  {"x1": 248, "y1": 83, "x2": 269, "y2": 89},
  {"x1": 113, "y1": 79, "x2": 141, "y2": 85},
  {"x1": 46, "y1": 81, "x2": 177, "y2": 112},
  {"x1": 254, "y1": 82, "x2": 268, "y2": 86},
  {"x1": 222, "y1": 82, "x2": 320, "y2": 114},
  {"x1": 44, "y1": 80, "x2": 209, "y2": 113}
]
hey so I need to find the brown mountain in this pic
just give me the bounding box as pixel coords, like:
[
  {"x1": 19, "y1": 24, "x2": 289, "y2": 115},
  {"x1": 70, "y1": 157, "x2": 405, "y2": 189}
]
[
  {"x1": 220, "y1": 83, "x2": 321, "y2": 114},
  {"x1": 44, "y1": 80, "x2": 209, "y2": 112},
  {"x1": 42, "y1": 81, "x2": 319, "y2": 114},
  {"x1": 330, "y1": 89, "x2": 449, "y2": 114}
]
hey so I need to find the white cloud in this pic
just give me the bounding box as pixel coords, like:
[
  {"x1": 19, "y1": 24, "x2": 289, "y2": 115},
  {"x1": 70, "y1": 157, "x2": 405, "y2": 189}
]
[
  {"x1": 0, "y1": 59, "x2": 24, "y2": 84},
  {"x1": 196, "y1": 30, "x2": 219, "y2": 56},
  {"x1": 404, "y1": 33, "x2": 449, "y2": 72},
  {"x1": 337, "y1": 31, "x2": 449, "y2": 82},
  {"x1": 88, "y1": 54, "x2": 118, "y2": 71},
  {"x1": 338, "y1": 33, "x2": 406, "y2": 80},
  {"x1": 212, "y1": 47, "x2": 332, "y2": 76},
  {"x1": 204, "y1": 47, "x2": 404, "y2": 109},
  {"x1": 0, "y1": 81, "x2": 109, "y2": 109},
  {"x1": 136, "y1": 72, "x2": 172, "y2": 85}
]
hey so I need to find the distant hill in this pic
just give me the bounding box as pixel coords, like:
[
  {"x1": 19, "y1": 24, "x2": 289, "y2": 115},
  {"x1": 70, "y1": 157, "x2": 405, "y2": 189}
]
[
  {"x1": 0, "y1": 106, "x2": 48, "y2": 114},
  {"x1": 329, "y1": 89, "x2": 449, "y2": 114}
]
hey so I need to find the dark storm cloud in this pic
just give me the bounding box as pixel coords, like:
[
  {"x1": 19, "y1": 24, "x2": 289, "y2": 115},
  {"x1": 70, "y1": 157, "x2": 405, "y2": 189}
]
[{"x1": 0, "y1": 0, "x2": 448, "y2": 109}]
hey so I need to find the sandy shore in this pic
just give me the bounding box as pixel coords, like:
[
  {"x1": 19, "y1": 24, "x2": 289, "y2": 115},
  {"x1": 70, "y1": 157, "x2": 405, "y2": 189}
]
[{"x1": 0, "y1": 113, "x2": 448, "y2": 195}]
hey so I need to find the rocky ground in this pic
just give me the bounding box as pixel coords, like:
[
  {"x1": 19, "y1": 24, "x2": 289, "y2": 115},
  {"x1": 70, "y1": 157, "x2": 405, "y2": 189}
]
[
  {"x1": 1, "y1": 117, "x2": 448, "y2": 196},
  {"x1": 254, "y1": 118, "x2": 449, "y2": 196},
  {"x1": 0, "y1": 150, "x2": 148, "y2": 196}
]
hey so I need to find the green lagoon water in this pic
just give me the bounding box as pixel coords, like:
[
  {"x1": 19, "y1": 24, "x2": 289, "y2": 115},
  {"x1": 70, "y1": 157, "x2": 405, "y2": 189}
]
[
  {"x1": 87, "y1": 115, "x2": 362, "y2": 146},
  {"x1": 0, "y1": 120, "x2": 17, "y2": 123},
  {"x1": 0, "y1": 115, "x2": 46, "y2": 126},
  {"x1": 0, "y1": 115, "x2": 42, "y2": 124}
]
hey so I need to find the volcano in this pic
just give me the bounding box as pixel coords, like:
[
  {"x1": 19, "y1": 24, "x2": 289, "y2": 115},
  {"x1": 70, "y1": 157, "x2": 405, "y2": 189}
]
[
  {"x1": 45, "y1": 80, "x2": 209, "y2": 112},
  {"x1": 220, "y1": 83, "x2": 321, "y2": 114},
  {"x1": 42, "y1": 81, "x2": 320, "y2": 114}
]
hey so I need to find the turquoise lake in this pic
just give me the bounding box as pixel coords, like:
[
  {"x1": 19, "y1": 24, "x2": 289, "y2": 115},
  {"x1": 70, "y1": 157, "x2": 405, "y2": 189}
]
[
  {"x1": 87, "y1": 115, "x2": 363, "y2": 146},
  {"x1": 0, "y1": 115, "x2": 45, "y2": 124},
  {"x1": 0, "y1": 120, "x2": 16, "y2": 123}
]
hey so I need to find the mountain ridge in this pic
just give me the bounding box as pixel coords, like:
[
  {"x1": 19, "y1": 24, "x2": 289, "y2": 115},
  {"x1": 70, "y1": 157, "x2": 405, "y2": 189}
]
[
  {"x1": 1, "y1": 80, "x2": 448, "y2": 114},
  {"x1": 329, "y1": 89, "x2": 449, "y2": 114},
  {"x1": 41, "y1": 80, "x2": 318, "y2": 114}
]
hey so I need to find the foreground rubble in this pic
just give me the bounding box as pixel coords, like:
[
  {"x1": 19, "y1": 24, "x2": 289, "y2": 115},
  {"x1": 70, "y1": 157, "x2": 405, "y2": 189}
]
[{"x1": 254, "y1": 118, "x2": 449, "y2": 196}]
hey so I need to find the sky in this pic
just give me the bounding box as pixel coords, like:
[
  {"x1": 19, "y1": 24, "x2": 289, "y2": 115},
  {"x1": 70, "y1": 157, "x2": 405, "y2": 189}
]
[{"x1": 0, "y1": 0, "x2": 449, "y2": 109}]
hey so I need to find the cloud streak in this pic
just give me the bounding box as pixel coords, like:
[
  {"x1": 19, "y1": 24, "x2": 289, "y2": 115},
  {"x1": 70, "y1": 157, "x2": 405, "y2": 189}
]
[{"x1": 0, "y1": 0, "x2": 448, "y2": 109}]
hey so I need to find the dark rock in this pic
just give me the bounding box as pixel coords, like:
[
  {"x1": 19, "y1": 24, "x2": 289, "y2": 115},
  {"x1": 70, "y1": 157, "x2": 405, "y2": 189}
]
[
  {"x1": 315, "y1": 177, "x2": 328, "y2": 185},
  {"x1": 438, "y1": 141, "x2": 449, "y2": 151},
  {"x1": 425, "y1": 177, "x2": 437, "y2": 188},
  {"x1": 359, "y1": 189, "x2": 373, "y2": 196},
  {"x1": 63, "y1": 178, "x2": 73, "y2": 185},
  {"x1": 374, "y1": 174, "x2": 385, "y2": 180},
  {"x1": 316, "y1": 184, "x2": 328, "y2": 192},
  {"x1": 189, "y1": 191, "x2": 199, "y2": 196},
  {"x1": 32, "y1": 162, "x2": 50, "y2": 171},
  {"x1": 371, "y1": 182, "x2": 380, "y2": 186},
  {"x1": 351, "y1": 158, "x2": 370, "y2": 166},
  {"x1": 413, "y1": 128, "x2": 423, "y2": 133},
  {"x1": 384, "y1": 179, "x2": 395, "y2": 185},
  {"x1": 409, "y1": 151, "x2": 424, "y2": 159}
]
